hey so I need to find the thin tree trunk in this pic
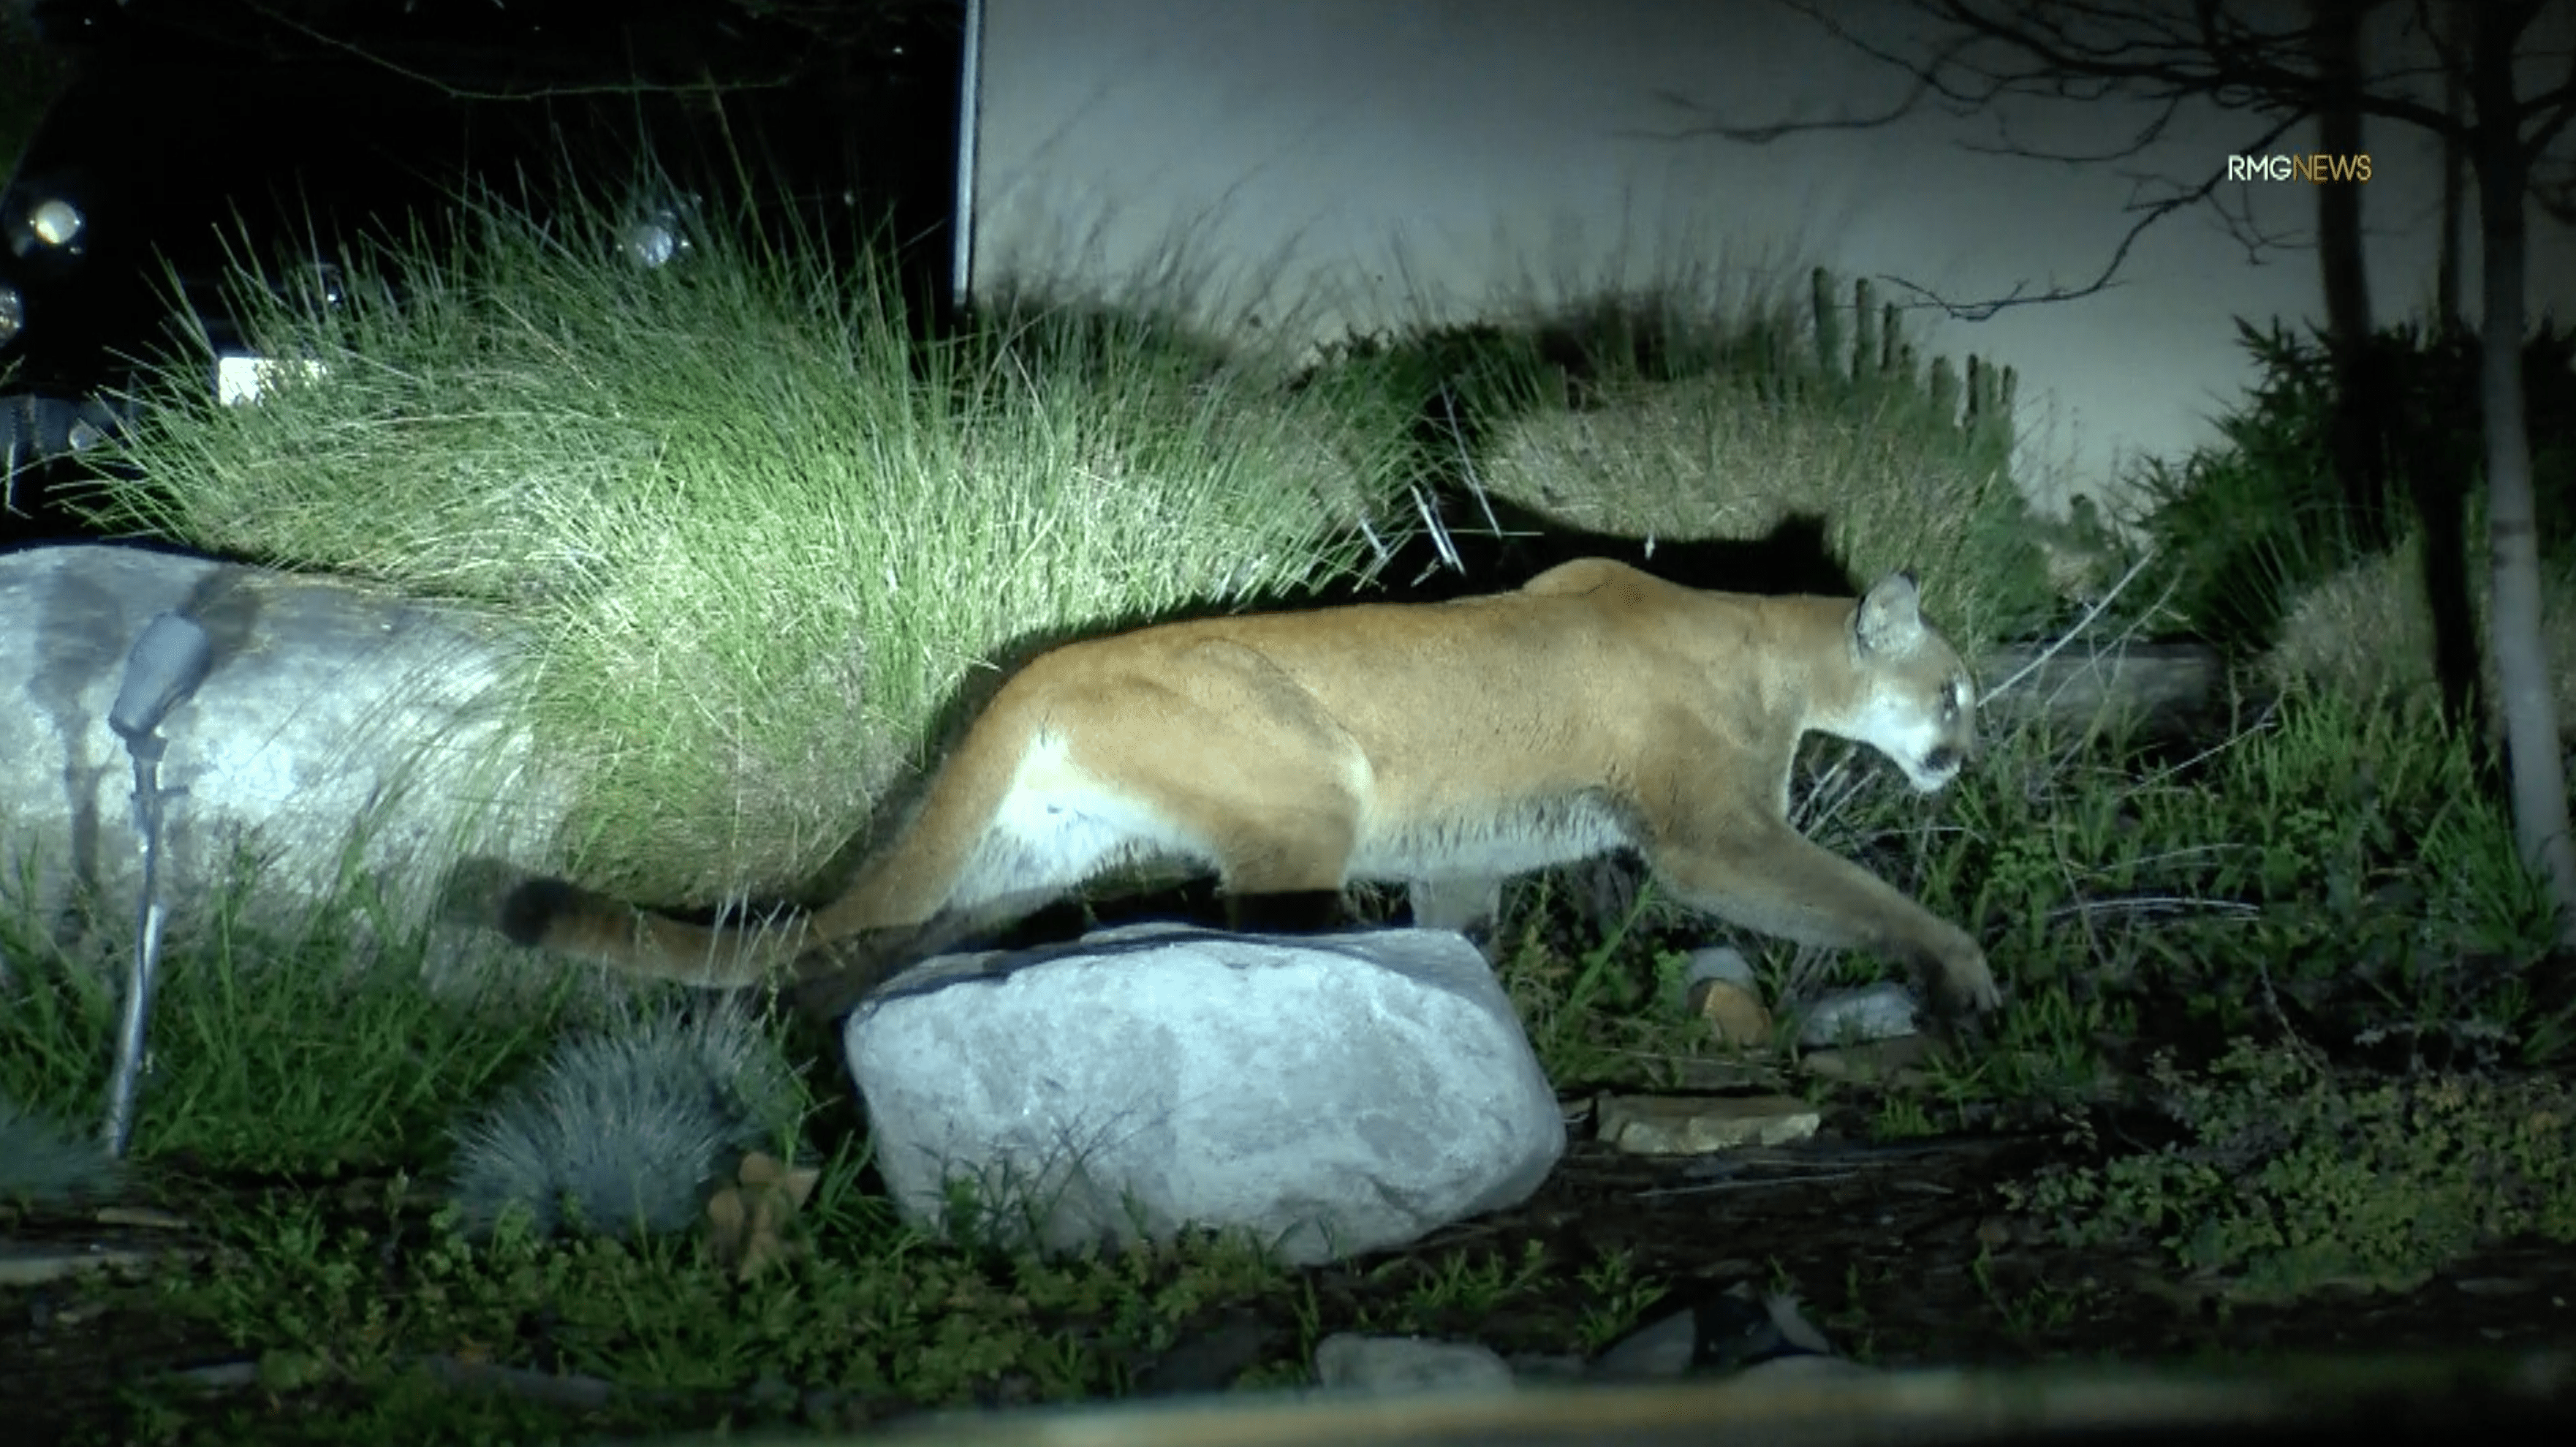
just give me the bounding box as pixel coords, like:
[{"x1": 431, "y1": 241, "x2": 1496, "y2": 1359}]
[
  {"x1": 2437, "y1": 8, "x2": 2469, "y2": 331},
  {"x1": 2469, "y1": 10, "x2": 2576, "y2": 945},
  {"x1": 2414, "y1": 0, "x2": 2482, "y2": 733},
  {"x1": 2311, "y1": 1, "x2": 2371, "y2": 345},
  {"x1": 2306, "y1": 0, "x2": 2406, "y2": 617}
]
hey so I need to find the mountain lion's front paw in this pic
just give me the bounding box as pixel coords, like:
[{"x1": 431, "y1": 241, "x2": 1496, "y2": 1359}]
[{"x1": 1936, "y1": 937, "x2": 2001, "y2": 1017}]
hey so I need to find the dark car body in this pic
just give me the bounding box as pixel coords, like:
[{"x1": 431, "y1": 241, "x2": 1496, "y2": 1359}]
[{"x1": 1, "y1": 0, "x2": 958, "y2": 544}]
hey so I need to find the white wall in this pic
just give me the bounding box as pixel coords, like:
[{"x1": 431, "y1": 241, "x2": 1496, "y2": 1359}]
[{"x1": 969, "y1": 0, "x2": 2576, "y2": 514}]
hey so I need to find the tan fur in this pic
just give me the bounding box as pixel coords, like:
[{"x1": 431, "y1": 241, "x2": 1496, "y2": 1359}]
[{"x1": 495, "y1": 558, "x2": 1998, "y2": 1015}]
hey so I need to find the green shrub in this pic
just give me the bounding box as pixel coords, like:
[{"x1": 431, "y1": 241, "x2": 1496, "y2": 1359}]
[
  {"x1": 2140, "y1": 319, "x2": 2576, "y2": 656},
  {"x1": 0, "y1": 1101, "x2": 122, "y2": 1209},
  {"x1": 449, "y1": 1003, "x2": 808, "y2": 1239},
  {"x1": 2009, "y1": 1040, "x2": 2576, "y2": 1302},
  {"x1": 1342, "y1": 270, "x2": 2056, "y2": 650},
  {"x1": 2265, "y1": 520, "x2": 2576, "y2": 743}
]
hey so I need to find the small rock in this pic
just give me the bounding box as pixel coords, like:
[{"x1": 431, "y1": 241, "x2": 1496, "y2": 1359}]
[
  {"x1": 1589, "y1": 1305, "x2": 1702, "y2": 1379},
  {"x1": 1738, "y1": 1353, "x2": 1872, "y2": 1380},
  {"x1": 1135, "y1": 1308, "x2": 1277, "y2": 1395},
  {"x1": 1682, "y1": 946, "x2": 1755, "y2": 989},
  {"x1": 1796, "y1": 984, "x2": 1922, "y2": 1046},
  {"x1": 2454, "y1": 1276, "x2": 2539, "y2": 1297},
  {"x1": 1593, "y1": 1289, "x2": 1857, "y2": 1381},
  {"x1": 164, "y1": 1360, "x2": 262, "y2": 1391},
  {"x1": 1797, "y1": 1035, "x2": 1934, "y2": 1084},
  {"x1": 0, "y1": 1239, "x2": 186, "y2": 1287},
  {"x1": 1686, "y1": 979, "x2": 1773, "y2": 1045},
  {"x1": 1594, "y1": 1095, "x2": 1821, "y2": 1155},
  {"x1": 1762, "y1": 1290, "x2": 1836, "y2": 1356},
  {"x1": 1312, "y1": 1334, "x2": 1514, "y2": 1395},
  {"x1": 92, "y1": 1207, "x2": 189, "y2": 1231},
  {"x1": 1501, "y1": 1351, "x2": 1591, "y2": 1383}
]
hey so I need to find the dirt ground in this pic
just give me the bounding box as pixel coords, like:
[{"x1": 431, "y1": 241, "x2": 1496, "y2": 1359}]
[
  {"x1": 8, "y1": 1106, "x2": 2576, "y2": 1443},
  {"x1": 1483, "y1": 1127, "x2": 2576, "y2": 1364}
]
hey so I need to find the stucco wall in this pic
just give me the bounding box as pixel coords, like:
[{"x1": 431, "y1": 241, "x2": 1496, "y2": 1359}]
[{"x1": 970, "y1": 0, "x2": 2576, "y2": 515}]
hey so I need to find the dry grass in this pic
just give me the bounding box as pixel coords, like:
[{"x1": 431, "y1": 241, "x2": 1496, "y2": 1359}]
[
  {"x1": 2264, "y1": 526, "x2": 2576, "y2": 743},
  {"x1": 1482, "y1": 372, "x2": 2038, "y2": 650}
]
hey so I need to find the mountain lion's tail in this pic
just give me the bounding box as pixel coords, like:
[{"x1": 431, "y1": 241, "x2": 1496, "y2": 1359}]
[
  {"x1": 491, "y1": 874, "x2": 804, "y2": 989},
  {"x1": 471, "y1": 689, "x2": 1046, "y2": 993}
]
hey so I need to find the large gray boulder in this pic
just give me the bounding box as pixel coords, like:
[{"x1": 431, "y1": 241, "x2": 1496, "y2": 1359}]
[
  {"x1": 844, "y1": 922, "x2": 1567, "y2": 1264},
  {"x1": 0, "y1": 543, "x2": 567, "y2": 955}
]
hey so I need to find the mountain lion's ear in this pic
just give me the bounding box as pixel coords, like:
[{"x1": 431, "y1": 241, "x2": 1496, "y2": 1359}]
[{"x1": 1854, "y1": 571, "x2": 1925, "y2": 656}]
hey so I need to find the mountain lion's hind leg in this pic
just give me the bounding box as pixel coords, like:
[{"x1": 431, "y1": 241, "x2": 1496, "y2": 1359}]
[
  {"x1": 1073, "y1": 637, "x2": 1366, "y2": 934},
  {"x1": 1408, "y1": 876, "x2": 1506, "y2": 954},
  {"x1": 1645, "y1": 819, "x2": 1998, "y2": 1017},
  {"x1": 1205, "y1": 806, "x2": 1364, "y2": 933}
]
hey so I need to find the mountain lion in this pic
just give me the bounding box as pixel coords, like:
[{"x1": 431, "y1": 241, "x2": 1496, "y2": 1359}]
[{"x1": 487, "y1": 558, "x2": 1998, "y2": 1017}]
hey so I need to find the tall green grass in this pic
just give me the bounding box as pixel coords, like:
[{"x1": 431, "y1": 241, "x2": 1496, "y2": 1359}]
[
  {"x1": 0, "y1": 854, "x2": 577, "y2": 1177},
  {"x1": 88, "y1": 183, "x2": 1423, "y2": 903},
  {"x1": 1374, "y1": 265, "x2": 2059, "y2": 651}
]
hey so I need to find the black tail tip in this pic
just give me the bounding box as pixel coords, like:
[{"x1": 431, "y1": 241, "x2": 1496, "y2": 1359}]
[{"x1": 498, "y1": 877, "x2": 581, "y2": 948}]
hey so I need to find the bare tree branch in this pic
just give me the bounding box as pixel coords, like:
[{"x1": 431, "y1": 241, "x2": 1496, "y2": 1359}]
[
  {"x1": 1629, "y1": 80, "x2": 1934, "y2": 145},
  {"x1": 1950, "y1": 88, "x2": 2192, "y2": 164},
  {"x1": 1872, "y1": 104, "x2": 2306, "y2": 321},
  {"x1": 1623, "y1": 22, "x2": 1988, "y2": 143},
  {"x1": 1854, "y1": 0, "x2": 2464, "y2": 136},
  {"x1": 2526, "y1": 32, "x2": 2576, "y2": 155},
  {"x1": 238, "y1": 0, "x2": 802, "y2": 101},
  {"x1": 1640, "y1": 0, "x2": 2576, "y2": 322},
  {"x1": 2534, "y1": 141, "x2": 2576, "y2": 225}
]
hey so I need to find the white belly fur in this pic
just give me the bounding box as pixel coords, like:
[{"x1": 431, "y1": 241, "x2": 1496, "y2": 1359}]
[
  {"x1": 944, "y1": 732, "x2": 1213, "y2": 910},
  {"x1": 1349, "y1": 791, "x2": 1634, "y2": 883},
  {"x1": 944, "y1": 734, "x2": 1637, "y2": 909}
]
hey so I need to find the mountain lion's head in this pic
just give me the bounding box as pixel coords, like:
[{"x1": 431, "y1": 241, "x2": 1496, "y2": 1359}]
[{"x1": 1833, "y1": 571, "x2": 1977, "y2": 793}]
